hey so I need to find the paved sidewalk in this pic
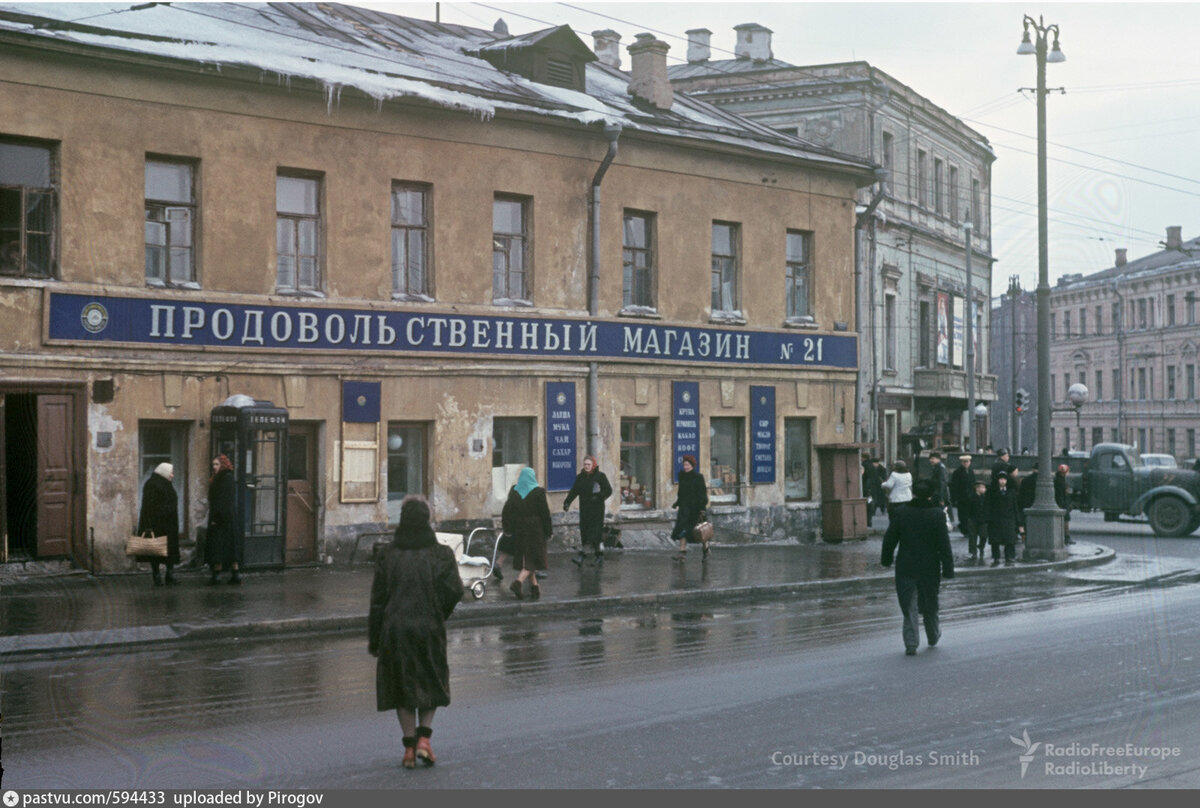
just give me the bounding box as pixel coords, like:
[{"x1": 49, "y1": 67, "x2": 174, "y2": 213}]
[{"x1": 0, "y1": 528, "x2": 1119, "y2": 657}]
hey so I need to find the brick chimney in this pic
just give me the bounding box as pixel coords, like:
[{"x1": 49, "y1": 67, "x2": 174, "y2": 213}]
[
  {"x1": 627, "y1": 33, "x2": 673, "y2": 110},
  {"x1": 1166, "y1": 225, "x2": 1182, "y2": 250},
  {"x1": 592, "y1": 29, "x2": 621, "y2": 68},
  {"x1": 1115, "y1": 248, "x2": 1127, "y2": 266},
  {"x1": 734, "y1": 23, "x2": 773, "y2": 62},
  {"x1": 686, "y1": 28, "x2": 712, "y2": 63}
]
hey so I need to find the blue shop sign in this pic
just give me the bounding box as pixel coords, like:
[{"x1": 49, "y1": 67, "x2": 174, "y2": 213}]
[
  {"x1": 49, "y1": 292, "x2": 857, "y2": 369},
  {"x1": 545, "y1": 382, "x2": 577, "y2": 492},
  {"x1": 750, "y1": 385, "x2": 776, "y2": 484},
  {"x1": 672, "y1": 381, "x2": 700, "y2": 483}
]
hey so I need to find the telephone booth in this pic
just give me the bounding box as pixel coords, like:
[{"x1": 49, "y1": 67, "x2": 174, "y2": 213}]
[{"x1": 210, "y1": 395, "x2": 289, "y2": 567}]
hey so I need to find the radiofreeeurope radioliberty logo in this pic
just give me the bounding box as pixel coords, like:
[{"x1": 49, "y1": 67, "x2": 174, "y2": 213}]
[{"x1": 1010, "y1": 728, "x2": 1181, "y2": 780}]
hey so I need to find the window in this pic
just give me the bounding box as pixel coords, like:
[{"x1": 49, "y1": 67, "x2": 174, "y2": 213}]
[
  {"x1": 948, "y1": 165, "x2": 959, "y2": 222},
  {"x1": 708, "y1": 417, "x2": 744, "y2": 504},
  {"x1": 970, "y1": 177, "x2": 981, "y2": 227},
  {"x1": 934, "y1": 157, "x2": 944, "y2": 215},
  {"x1": 1138, "y1": 367, "x2": 1147, "y2": 400},
  {"x1": 139, "y1": 422, "x2": 187, "y2": 536},
  {"x1": 1079, "y1": 307, "x2": 1086, "y2": 338},
  {"x1": 1167, "y1": 294, "x2": 1176, "y2": 326},
  {"x1": 1189, "y1": 429, "x2": 1197, "y2": 460},
  {"x1": 917, "y1": 150, "x2": 928, "y2": 207},
  {"x1": 919, "y1": 300, "x2": 931, "y2": 367},
  {"x1": 492, "y1": 417, "x2": 532, "y2": 503},
  {"x1": 391, "y1": 183, "x2": 430, "y2": 298},
  {"x1": 0, "y1": 137, "x2": 56, "y2": 278},
  {"x1": 1112, "y1": 302, "x2": 1121, "y2": 332},
  {"x1": 785, "y1": 229, "x2": 812, "y2": 319},
  {"x1": 1189, "y1": 365, "x2": 1196, "y2": 400},
  {"x1": 1188, "y1": 292, "x2": 1197, "y2": 325},
  {"x1": 386, "y1": 423, "x2": 427, "y2": 523},
  {"x1": 1064, "y1": 373, "x2": 1071, "y2": 399},
  {"x1": 622, "y1": 210, "x2": 655, "y2": 309},
  {"x1": 881, "y1": 131, "x2": 894, "y2": 175},
  {"x1": 1113, "y1": 369, "x2": 1121, "y2": 401},
  {"x1": 1168, "y1": 366, "x2": 1177, "y2": 399},
  {"x1": 1112, "y1": 427, "x2": 1120, "y2": 443},
  {"x1": 1051, "y1": 313, "x2": 1057, "y2": 337},
  {"x1": 783, "y1": 419, "x2": 812, "y2": 501},
  {"x1": 619, "y1": 419, "x2": 655, "y2": 510},
  {"x1": 711, "y1": 221, "x2": 740, "y2": 313},
  {"x1": 1051, "y1": 374, "x2": 1056, "y2": 401},
  {"x1": 1168, "y1": 429, "x2": 1177, "y2": 458},
  {"x1": 1092, "y1": 427, "x2": 1104, "y2": 448},
  {"x1": 493, "y1": 195, "x2": 530, "y2": 303},
  {"x1": 1137, "y1": 428, "x2": 1147, "y2": 452},
  {"x1": 1150, "y1": 367, "x2": 1155, "y2": 399},
  {"x1": 1138, "y1": 299, "x2": 1147, "y2": 329},
  {"x1": 276, "y1": 173, "x2": 321, "y2": 292},
  {"x1": 1063, "y1": 311, "x2": 1071, "y2": 338},
  {"x1": 1095, "y1": 305, "x2": 1103, "y2": 335},
  {"x1": 144, "y1": 158, "x2": 196, "y2": 286},
  {"x1": 884, "y1": 293, "x2": 897, "y2": 370},
  {"x1": 1095, "y1": 370, "x2": 1103, "y2": 401}
]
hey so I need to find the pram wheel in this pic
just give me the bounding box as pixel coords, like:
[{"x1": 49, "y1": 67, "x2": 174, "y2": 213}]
[{"x1": 471, "y1": 580, "x2": 486, "y2": 600}]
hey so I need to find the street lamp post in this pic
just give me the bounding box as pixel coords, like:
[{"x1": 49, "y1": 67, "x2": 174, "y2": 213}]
[
  {"x1": 974, "y1": 403, "x2": 989, "y2": 451},
  {"x1": 1018, "y1": 14, "x2": 1068, "y2": 560}
]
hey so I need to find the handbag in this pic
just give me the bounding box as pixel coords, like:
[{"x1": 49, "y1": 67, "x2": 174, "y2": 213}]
[
  {"x1": 126, "y1": 531, "x2": 168, "y2": 558},
  {"x1": 693, "y1": 521, "x2": 715, "y2": 543}
]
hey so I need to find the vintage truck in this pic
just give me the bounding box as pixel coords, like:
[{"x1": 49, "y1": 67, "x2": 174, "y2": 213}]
[{"x1": 912, "y1": 444, "x2": 1200, "y2": 537}]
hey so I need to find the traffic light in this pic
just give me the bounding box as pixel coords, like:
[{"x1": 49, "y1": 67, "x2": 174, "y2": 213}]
[{"x1": 1015, "y1": 389, "x2": 1026, "y2": 414}]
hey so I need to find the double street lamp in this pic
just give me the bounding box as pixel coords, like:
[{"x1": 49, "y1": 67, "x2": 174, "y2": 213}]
[{"x1": 1018, "y1": 14, "x2": 1068, "y2": 560}]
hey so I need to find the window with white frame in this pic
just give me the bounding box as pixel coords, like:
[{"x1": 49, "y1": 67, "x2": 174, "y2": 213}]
[
  {"x1": 785, "y1": 229, "x2": 812, "y2": 320},
  {"x1": 622, "y1": 210, "x2": 655, "y2": 310},
  {"x1": 711, "y1": 221, "x2": 740, "y2": 314},
  {"x1": 493, "y1": 195, "x2": 530, "y2": 303},
  {"x1": 145, "y1": 158, "x2": 196, "y2": 286}
]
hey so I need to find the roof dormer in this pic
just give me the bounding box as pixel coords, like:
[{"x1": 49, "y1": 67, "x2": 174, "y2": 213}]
[{"x1": 470, "y1": 25, "x2": 597, "y2": 93}]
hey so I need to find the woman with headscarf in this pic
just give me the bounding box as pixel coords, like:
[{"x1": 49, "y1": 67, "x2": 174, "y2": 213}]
[
  {"x1": 369, "y1": 495, "x2": 463, "y2": 769},
  {"x1": 670, "y1": 454, "x2": 709, "y2": 561},
  {"x1": 563, "y1": 455, "x2": 613, "y2": 567},
  {"x1": 501, "y1": 467, "x2": 552, "y2": 600},
  {"x1": 205, "y1": 454, "x2": 241, "y2": 585},
  {"x1": 136, "y1": 462, "x2": 180, "y2": 586}
]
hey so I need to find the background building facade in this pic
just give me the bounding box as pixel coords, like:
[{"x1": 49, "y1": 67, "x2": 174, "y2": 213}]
[
  {"x1": 0, "y1": 3, "x2": 875, "y2": 570},
  {"x1": 666, "y1": 23, "x2": 997, "y2": 463}
]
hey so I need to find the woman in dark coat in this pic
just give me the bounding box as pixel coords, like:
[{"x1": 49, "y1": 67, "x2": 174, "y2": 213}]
[
  {"x1": 205, "y1": 454, "x2": 241, "y2": 585},
  {"x1": 563, "y1": 455, "x2": 613, "y2": 567},
  {"x1": 501, "y1": 467, "x2": 552, "y2": 600},
  {"x1": 670, "y1": 454, "x2": 710, "y2": 561},
  {"x1": 136, "y1": 462, "x2": 180, "y2": 586},
  {"x1": 369, "y1": 495, "x2": 463, "y2": 769}
]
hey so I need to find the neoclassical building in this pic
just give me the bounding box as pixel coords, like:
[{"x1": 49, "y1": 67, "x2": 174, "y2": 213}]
[
  {"x1": 1049, "y1": 227, "x2": 1200, "y2": 461},
  {"x1": 0, "y1": 3, "x2": 877, "y2": 570},
  {"x1": 665, "y1": 23, "x2": 998, "y2": 462}
]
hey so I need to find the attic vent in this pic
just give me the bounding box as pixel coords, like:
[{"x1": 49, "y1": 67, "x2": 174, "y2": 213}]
[{"x1": 544, "y1": 55, "x2": 576, "y2": 88}]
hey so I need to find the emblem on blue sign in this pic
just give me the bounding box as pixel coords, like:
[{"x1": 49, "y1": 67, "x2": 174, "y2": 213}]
[
  {"x1": 81, "y1": 302, "x2": 109, "y2": 334},
  {"x1": 556, "y1": 392, "x2": 566, "y2": 405}
]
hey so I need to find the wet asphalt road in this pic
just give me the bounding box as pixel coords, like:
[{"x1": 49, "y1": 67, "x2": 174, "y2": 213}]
[{"x1": 5, "y1": 553, "x2": 1200, "y2": 789}]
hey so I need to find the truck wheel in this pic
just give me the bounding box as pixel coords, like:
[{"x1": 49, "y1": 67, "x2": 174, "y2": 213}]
[{"x1": 1148, "y1": 497, "x2": 1192, "y2": 537}]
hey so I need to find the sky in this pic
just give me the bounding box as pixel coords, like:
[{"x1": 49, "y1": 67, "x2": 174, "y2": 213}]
[{"x1": 364, "y1": 1, "x2": 1200, "y2": 299}]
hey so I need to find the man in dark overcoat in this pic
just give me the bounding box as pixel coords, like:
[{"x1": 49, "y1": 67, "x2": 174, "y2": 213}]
[
  {"x1": 881, "y1": 479, "x2": 955, "y2": 656},
  {"x1": 986, "y1": 471, "x2": 1020, "y2": 566},
  {"x1": 990, "y1": 449, "x2": 1017, "y2": 488},
  {"x1": 949, "y1": 454, "x2": 977, "y2": 532}
]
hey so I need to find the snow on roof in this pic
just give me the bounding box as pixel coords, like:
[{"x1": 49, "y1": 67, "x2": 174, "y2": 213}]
[{"x1": 0, "y1": 2, "x2": 874, "y2": 176}]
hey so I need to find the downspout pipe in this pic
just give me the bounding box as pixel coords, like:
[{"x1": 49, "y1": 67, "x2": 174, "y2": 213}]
[{"x1": 587, "y1": 122, "x2": 622, "y2": 456}]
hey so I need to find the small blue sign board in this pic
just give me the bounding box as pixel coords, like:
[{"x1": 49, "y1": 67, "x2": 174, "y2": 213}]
[
  {"x1": 342, "y1": 380, "x2": 381, "y2": 423},
  {"x1": 545, "y1": 382, "x2": 576, "y2": 492},
  {"x1": 750, "y1": 385, "x2": 776, "y2": 484},
  {"x1": 672, "y1": 381, "x2": 700, "y2": 483}
]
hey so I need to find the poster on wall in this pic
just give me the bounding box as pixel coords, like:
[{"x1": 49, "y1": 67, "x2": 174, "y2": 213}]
[
  {"x1": 750, "y1": 385, "x2": 776, "y2": 484},
  {"x1": 936, "y1": 292, "x2": 950, "y2": 366},
  {"x1": 545, "y1": 382, "x2": 576, "y2": 491},
  {"x1": 952, "y1": 295, "x2": 964, "y2": 369},
  {"x1": 672, "y1": 381, "x2": 700, "y2": 483}
]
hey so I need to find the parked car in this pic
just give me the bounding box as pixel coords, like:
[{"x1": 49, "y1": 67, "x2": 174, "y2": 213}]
[{"x1": 1140, "y1": 454, "x2": 1179, "y2": 469}]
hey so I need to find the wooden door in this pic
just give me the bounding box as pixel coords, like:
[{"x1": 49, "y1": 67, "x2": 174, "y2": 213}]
[
  {"x1": 36, "y1": 394, "x2": 74, "y2": 557},
  {"x1": 285, "y1": 425, "x2": 318, "y2": 564}
]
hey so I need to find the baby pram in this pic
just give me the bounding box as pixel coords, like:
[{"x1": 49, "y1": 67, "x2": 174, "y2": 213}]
[{"x1": 436, "y1": 527, "x2": 498, "y2": 600}]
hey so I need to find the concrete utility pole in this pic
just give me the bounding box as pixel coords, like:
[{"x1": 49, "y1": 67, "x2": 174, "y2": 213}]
[{"x1": 1017, "y1": 14, "x2": 1067, "y2": 560}]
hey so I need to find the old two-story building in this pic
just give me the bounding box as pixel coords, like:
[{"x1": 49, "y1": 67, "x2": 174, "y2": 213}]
[
  {"x1": 1049, "y1": 227, "x2": 1200, "y2": 460},
  {"x1": 666, "y1": 23, "x2": 998, "y2": 462},
  {"x1": 0, "y1": 3, "x2": 878, "y2": 571}
]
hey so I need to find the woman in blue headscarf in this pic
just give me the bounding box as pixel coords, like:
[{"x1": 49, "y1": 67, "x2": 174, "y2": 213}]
[{"x1": 501, "y1": 467, "x2": 552, "y2": 600}]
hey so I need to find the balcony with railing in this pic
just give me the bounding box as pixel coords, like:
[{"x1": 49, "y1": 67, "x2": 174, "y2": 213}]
[{"x1": 913, "y1": 367, "x2": 997, "y2": 400}]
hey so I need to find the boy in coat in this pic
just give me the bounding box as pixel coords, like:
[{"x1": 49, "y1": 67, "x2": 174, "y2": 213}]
[
  {"x1": 986, "y1": 471, "x2": 1020, "y2": 566},
  {"x1": 881, "y1": 479, "x2": 955, "y2": 656},
  {"x1": 959, "y1": 480, "x2": 990, "y2": 563}
]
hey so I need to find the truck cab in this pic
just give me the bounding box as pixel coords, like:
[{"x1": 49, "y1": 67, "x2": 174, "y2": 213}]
[{"x1": 1084, "y1": 443, "x2": 1200, "y2": 536}]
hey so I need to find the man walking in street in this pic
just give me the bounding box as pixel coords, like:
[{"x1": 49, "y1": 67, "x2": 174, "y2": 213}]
[{"x1": 881, "y1": 479, "x2": 955, "y2": 656}]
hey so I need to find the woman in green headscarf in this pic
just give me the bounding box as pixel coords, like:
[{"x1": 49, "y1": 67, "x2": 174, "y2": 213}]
[{"x1": 501, "y1": 467, "x2": 552, "y2": 600}]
